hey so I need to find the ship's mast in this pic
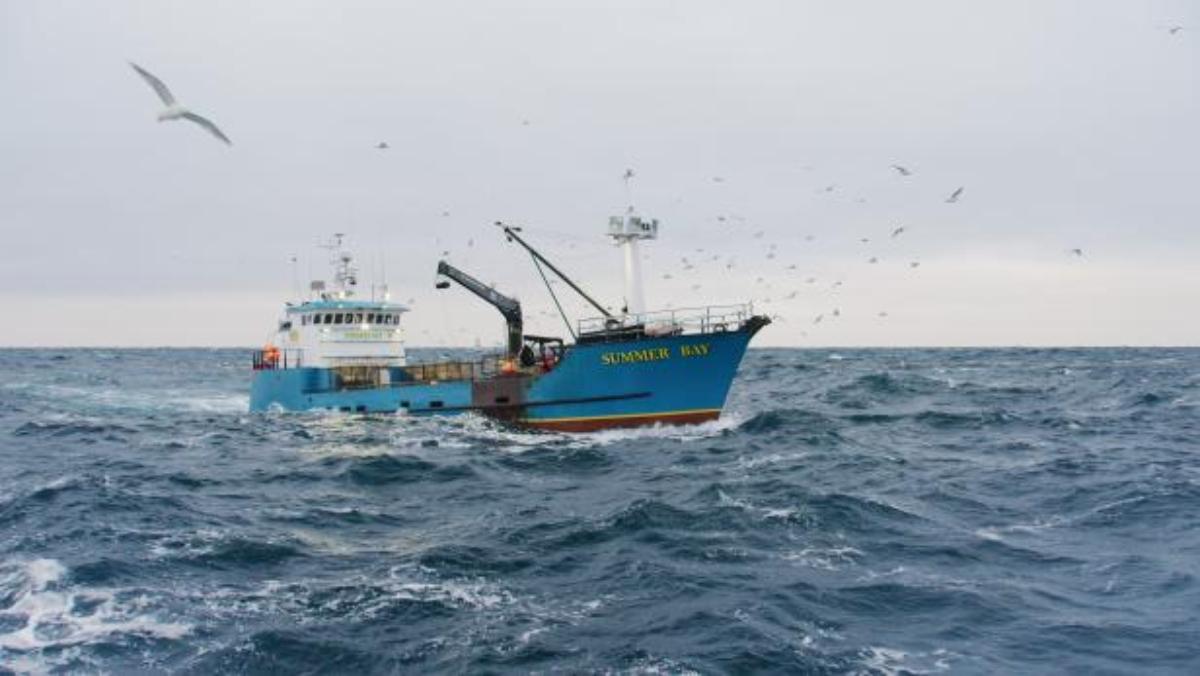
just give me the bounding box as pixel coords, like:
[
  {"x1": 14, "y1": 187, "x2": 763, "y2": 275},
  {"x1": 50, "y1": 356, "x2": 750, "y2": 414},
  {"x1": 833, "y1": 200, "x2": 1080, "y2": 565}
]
[
  {"x1": 317, "y1": 233, "x2": 359, "y2": 300},
  {"x1": 608, "y1": 169, "x2": 658, "y2": 317}
]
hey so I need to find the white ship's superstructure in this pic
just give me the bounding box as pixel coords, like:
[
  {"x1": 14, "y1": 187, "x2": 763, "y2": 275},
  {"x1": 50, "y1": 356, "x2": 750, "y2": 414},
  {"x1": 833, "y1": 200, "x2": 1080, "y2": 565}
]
[{"x1": 257, "y1": 234, "x2": 407, "y2": 371}]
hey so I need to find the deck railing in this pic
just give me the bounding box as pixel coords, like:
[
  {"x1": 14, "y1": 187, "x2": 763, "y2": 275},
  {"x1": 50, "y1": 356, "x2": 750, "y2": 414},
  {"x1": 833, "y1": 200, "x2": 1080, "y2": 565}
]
[
  {"x1": 576, "y1": 303, "x2": 754, "y2": 339},
  {"x1": 251, "y1": 348, "x2": 304, "y2": 370}
]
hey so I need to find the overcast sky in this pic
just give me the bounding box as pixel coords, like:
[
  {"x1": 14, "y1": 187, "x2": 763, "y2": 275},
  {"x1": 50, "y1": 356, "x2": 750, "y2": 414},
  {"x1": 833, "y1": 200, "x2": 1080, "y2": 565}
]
[{"x1": 2, "y1": 1, "x2": 1197, "y2": 347}]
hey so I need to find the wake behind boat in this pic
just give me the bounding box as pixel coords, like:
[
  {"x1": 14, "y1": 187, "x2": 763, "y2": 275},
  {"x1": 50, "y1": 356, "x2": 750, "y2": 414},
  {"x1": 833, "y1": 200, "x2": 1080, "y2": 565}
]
[{"x1": 250, "y1": 213, "x2": 769, "y2": 431}]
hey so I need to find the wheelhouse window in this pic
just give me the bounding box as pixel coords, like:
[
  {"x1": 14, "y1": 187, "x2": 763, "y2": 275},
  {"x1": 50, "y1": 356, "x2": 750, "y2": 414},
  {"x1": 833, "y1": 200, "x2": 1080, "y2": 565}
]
[
  {"x1": 355, "y1": 313, "x2": 364, "y2": 324},
  {"x1": 334, "y1": 313, "x2": 344, "y2": 324},
  {"x1": 367, "y1": 313, "x2": 376, "y2": 324}
]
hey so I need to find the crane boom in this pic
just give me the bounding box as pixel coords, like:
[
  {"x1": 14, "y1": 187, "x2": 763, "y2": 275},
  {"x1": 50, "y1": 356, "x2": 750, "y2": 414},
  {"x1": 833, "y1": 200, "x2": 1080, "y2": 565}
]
[
  {"x1": 435, "y1": 260, "x2": 523, "y2": 357},
  {"x1": 496, "y1": 222, "x2": 613, "y2": 319}
]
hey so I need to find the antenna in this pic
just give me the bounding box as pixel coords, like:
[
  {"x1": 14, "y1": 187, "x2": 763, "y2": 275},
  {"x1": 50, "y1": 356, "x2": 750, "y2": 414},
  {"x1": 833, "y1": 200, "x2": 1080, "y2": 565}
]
[
  {"x1": 622, "y1": 168, "x2": 635, "y2": 212},
  {"x1": 289, "y1": 254, "x2": 299, "y2": 300},
  {"x1": 317, "y1": 233, "x2": 358, "y2": 299}
]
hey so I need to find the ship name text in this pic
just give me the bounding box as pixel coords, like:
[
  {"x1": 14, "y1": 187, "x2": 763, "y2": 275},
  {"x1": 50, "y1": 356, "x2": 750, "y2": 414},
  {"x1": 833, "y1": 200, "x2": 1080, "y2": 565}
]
[{"x1": 600, "y1": 343, "x2": 711, "y2": 366}]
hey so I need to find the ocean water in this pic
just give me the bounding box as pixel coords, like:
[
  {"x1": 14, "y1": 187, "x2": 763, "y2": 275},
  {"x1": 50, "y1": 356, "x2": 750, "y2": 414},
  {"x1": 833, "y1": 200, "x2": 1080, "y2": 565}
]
[{"x1": 1, "y1": 347, "x2": 1198, "y2": 674}]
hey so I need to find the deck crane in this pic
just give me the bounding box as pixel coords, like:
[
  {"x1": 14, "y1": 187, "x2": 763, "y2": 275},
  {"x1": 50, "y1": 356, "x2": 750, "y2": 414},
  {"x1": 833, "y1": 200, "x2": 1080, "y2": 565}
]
[{"x1": 435, "y1": 261, "x2": 523, "y2": 359}]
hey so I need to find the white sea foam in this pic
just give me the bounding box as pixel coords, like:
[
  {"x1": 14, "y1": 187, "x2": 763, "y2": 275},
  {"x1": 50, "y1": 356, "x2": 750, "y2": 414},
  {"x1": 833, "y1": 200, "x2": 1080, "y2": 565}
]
[
  {"x1": 27, "y1": 383, "x2": 248, "y2": 415},
  {"x1": 716, "y1": 489, "x2": 804, "y2": 522},
  {"x1": 735, "y1": 450, "x2": 809, "y2": 470},
  {"x1": 613, "y1": 656, "x2": 702, "y2": 676},
  {"x1": 973, "y1": 516, "x2": 1064, "y2": 542},
  {"x1": 576, "y1": 412, "x2": 745, "y2": 446},
  {"x1": 782, "y1": 546, "x2": 865, "y2": 571},
  {"x1": 430, "y1": 409, "x2": 745, "y2": 454},
  {"x1": 147, "y1": 528, "x2": 225, "y2": 560},
  {"x1": 0, "y1": 558, "x2": 189, "y2": 664},
  {"x1": 857, "y1": 645, "x2": 955, "y2": 675},
  {"x1": 387, "y1": 581, "x2": 512, "y2": 610}
]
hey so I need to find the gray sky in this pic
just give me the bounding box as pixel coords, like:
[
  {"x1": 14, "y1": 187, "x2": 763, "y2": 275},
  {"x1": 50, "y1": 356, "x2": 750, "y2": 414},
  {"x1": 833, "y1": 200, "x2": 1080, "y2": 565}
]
[{"x1": 2, "y1": 0, "x2": 1197, "y2": 347}]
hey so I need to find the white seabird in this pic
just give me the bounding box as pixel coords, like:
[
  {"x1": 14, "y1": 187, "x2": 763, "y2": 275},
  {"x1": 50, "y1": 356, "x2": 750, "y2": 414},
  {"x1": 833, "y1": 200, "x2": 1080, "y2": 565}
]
[{"x1": 130, "y1": 62, "x2": 232, "y2": 145}]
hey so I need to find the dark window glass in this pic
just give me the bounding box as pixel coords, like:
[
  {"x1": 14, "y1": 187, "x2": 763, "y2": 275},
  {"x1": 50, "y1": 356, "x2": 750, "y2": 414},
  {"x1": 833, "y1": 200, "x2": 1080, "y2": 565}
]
[
  {"x1": 334, "y1": 313, "x2": 344, "y2": 324},
  {"x1": 367, "y1": 313, "x2": 376, "y2": 324},
  {"x1": 355, "y1": 313, "x2": 363, "y2": 324}
]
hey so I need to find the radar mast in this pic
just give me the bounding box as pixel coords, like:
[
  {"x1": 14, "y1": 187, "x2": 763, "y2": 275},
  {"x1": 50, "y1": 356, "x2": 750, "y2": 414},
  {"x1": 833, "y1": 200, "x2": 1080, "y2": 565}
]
[
  {"x1": 316, "y1": 233, "x2": 359, "y2": 300},
  {"x1": 608, "y1": 169, "x2": 658, "y2": 317}
]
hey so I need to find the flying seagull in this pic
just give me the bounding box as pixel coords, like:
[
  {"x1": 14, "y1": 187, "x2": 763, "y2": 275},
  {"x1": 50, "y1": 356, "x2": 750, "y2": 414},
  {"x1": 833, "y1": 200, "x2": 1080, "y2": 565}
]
[
  {"x1": 129, "y1": 62, "x2": 231, "y2": 145},
  {"x1": 945, "y1": 186, "x2": 964, "y2": 203},
  {"x1": 376, "y1": 141, "x2": 389, "y2": 150},
  {"x1": 891, "y1": 226, "x2": 906, "y2": 238},
  {"x1": 891, "y1": 164, "x2": 912, "y2": 176},
  {"x1": 1070, "y1": 248, "x2": 1084, "y2": 257}
]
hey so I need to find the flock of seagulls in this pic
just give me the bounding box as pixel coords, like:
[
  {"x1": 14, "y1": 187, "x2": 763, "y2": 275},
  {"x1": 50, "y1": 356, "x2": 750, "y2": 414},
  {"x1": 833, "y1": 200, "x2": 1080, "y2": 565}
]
[
  {"x1": 625, "y1": 145, "x2": 1098, "y2": 334},
  {"x1": 125, "y1": 44, "x2": 1152, "y2": 343}
]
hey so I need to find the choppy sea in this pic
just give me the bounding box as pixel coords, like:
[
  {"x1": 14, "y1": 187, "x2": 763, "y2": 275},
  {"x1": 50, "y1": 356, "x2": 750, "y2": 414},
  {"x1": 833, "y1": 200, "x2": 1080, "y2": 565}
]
[{"x1": 1, "y1": 348, "x2": 1198, "y2": 674}]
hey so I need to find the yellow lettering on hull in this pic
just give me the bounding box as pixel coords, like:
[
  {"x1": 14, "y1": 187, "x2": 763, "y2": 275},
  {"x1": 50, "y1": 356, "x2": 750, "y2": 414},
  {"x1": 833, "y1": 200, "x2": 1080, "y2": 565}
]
[
  {"x1": 599, "y1": 343, "x2": 712, "y2": 365},
  {"x1": 600, "y1": 347, "x2": 671, "y2": 365}
]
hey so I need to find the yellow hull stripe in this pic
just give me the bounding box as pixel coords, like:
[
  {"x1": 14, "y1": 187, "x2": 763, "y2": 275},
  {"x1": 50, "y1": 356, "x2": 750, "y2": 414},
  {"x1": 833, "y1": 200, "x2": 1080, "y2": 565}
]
[{"x1": 520, "y1": 407, "x2": 721, "y2": 425}]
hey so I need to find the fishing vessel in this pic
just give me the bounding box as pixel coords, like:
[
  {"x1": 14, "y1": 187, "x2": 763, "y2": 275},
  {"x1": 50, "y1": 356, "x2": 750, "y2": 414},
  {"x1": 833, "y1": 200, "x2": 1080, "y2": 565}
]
[{"x1": 250, "y1": 213, "x2": 769, "y2": 431}]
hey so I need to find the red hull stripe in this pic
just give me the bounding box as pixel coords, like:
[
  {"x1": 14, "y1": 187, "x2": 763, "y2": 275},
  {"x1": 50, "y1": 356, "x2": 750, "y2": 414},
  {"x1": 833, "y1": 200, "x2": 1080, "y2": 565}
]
[{"x1": 521, "y1": 409, "x2": 721, "y2": 432}]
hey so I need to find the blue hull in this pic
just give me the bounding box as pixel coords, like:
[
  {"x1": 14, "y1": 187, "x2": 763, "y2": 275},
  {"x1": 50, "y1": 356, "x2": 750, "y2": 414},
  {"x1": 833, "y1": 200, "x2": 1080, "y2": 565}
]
[{"x1": 250, "y1": 323, "x2": 764, "y2": 430}]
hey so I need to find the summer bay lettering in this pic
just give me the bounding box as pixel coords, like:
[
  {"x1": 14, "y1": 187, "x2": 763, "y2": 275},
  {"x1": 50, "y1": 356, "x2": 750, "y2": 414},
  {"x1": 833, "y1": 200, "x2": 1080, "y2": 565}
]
[
  {"x1": 601, "y1": 347, "x2": 670, "y2": 365},
  {"x1": 601, "y1": 343, "x2": 711, "y2": 365}
]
